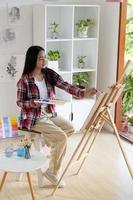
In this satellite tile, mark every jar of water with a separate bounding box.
[5,143,14,157]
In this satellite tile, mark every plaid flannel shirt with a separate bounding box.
[17,67,84,130]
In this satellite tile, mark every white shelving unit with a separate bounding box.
[33,4,100,130]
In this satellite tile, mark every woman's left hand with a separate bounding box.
[84,88,97,98]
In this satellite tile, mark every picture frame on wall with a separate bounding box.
[0,3,33,54]
[0,27,16,45]
[7,3,22,25]
[0,54,24,82]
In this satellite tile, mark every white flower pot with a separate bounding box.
[78,62,85,69]
[51,32,58,39]
[48,61,59,72]
[78,27,88,38]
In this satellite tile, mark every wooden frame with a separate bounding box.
[115,0,127,129]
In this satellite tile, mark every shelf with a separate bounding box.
[73,38,97,41]
[47,38,72,42]
[32,4,100,128]
[74,6,99,38]
[73,40,98,70]
[46,6,73,39]
[46,41,72,71]
[72,71,96,89]
[72,68,96,73]
[46,5,99,7]
[58,70,71,74]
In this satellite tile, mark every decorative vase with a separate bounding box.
[78,27,88,38]
[78,62,85,69]
[24,147,31,159]
[17,146,25,157]
[48,60,59,72]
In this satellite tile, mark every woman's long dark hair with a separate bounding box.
[22,46,44,75]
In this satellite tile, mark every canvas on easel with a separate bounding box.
[51,60,133,196]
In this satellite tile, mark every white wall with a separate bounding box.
[0,0,120,117]
[0,4,33,116]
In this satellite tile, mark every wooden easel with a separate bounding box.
[51,60,132,196]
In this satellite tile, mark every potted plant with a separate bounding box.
[128,116,133,133]
[47,50,60,71]
[75,18,95,38]
[77,55,87,69]
[73,72,89,90]
[49,21,59,39]
[122,68,133,131]
[120,115,128,132]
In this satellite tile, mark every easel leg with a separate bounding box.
[0,172,8,191]
[76,129,94,161]
[76,121,104,175]
[107,108,133,180]
[26,172,35,200]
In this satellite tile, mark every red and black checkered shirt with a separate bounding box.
[17,68,84,130]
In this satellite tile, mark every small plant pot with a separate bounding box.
[78,62,85,69]
[78,27,88,38]
[120,121,127,132]
[75,85,86,91]
[128,124,133,133]
[48,60,59,72]
[51,32,58,39]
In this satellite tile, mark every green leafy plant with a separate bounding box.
[77,56,86,64]
[49,21,59,33]
[122,1,133,120]
[75,18,95,33]
[47,50,60,61]
[125,2,133,57]
[122,68,133,116]
[73,72,89,86]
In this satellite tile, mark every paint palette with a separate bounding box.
[34,98,65,105]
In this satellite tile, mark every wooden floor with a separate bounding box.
[0,129,133,200]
